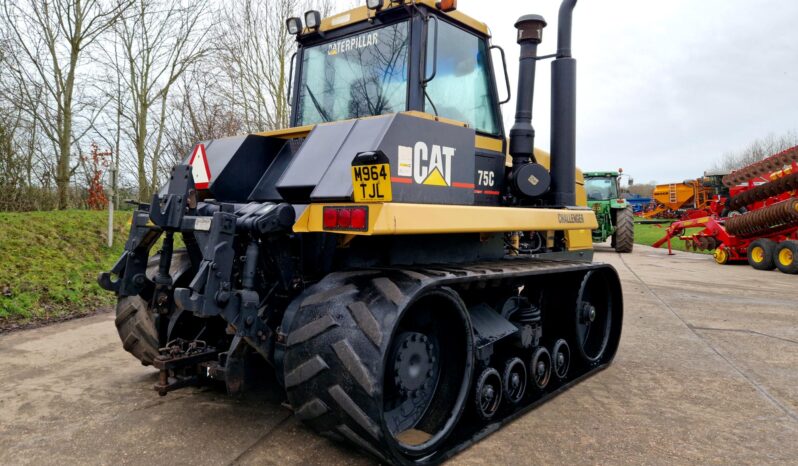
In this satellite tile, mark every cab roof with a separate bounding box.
[584,171,620,178]
[316,0,490,37]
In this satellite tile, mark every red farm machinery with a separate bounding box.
[654,146,798,274]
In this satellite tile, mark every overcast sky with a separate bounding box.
[333,0,798,183]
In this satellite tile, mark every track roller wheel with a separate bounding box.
[748,239,777,271]
[529,347,552,390]
[573,269,622,366]
[775,241,798,274]
[474,368,502,420]
[282,277,474,464]
[551,339,571,380]
[501,357,527,405]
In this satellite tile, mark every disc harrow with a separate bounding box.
[726,171,798,211]
[725,199,798,238]
[723,146,798,187]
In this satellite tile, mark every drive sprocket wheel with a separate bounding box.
[114,249,192,366]
[281,272,474,464]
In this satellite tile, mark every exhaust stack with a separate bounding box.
[508,15,550,200]
[549,0,578,206]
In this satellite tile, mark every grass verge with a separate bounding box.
[0,210,132,331]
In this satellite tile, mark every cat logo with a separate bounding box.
[397,142,456,186]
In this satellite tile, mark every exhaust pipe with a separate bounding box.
[509,14,546,168]
[508,15,550,200]
[549,0,578,206]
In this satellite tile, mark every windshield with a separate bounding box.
[585,177,619,201]
[296,22,410,126]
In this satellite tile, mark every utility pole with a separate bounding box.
[108,164,116,248]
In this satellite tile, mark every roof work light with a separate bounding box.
[286,17,302,35]
[304,10,321,30]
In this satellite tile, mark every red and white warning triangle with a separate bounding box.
[189,144,211,189]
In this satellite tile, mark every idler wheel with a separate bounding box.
[474,367,502,420]
[574,270,615,365]
[529,347,552,390]
[502,357,527,405]
[552,339,571,380]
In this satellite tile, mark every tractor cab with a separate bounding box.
[584,171,621,202]
[287,0,506,141]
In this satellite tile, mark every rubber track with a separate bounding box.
[613,207,635,253]
[114,250,191,366]
[281,259,621,465]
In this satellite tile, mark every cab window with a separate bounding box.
[585,177,619,201]
[425,20,500,135]
[297,22,410,126]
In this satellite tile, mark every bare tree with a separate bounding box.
[162,70,244,169]
[1,0,131,209]
[213,0,332,133]
[111,0,210,201]
[712,131,798,173]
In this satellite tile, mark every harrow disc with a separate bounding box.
[727,171,798,211]
[725,199,798,238]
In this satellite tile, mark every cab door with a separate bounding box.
[424,16,507,205]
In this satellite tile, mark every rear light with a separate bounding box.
[323,208,338,229]
[338,209,351,228]
[351,208,367,229]
[322,206,368,231]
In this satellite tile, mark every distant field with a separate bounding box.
[0,210,132,329]
[634,221,710,254]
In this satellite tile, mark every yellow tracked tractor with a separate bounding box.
[99,0,623,463]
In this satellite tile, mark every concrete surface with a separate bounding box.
[1,246,796,465]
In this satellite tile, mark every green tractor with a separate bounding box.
[584,171,635,253]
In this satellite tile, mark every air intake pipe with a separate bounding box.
[508,14,550,200]
[549,0,578,206]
